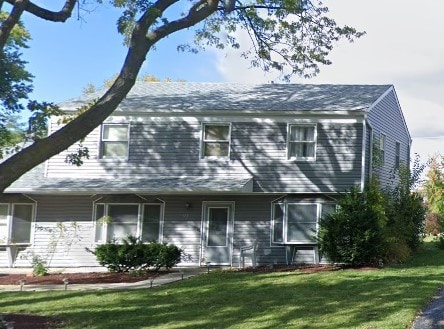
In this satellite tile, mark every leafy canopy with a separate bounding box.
[101,0,364,79]
[0,0,362,193]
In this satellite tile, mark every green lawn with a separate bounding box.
[1,241,444,329]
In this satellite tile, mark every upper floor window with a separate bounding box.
[100,124,129,159]
[202,123,231,158]
[288,124,316,161]
[94,203,163,243]
[395,142,401,169]
[379,133,386,165]
[0,203,34,244]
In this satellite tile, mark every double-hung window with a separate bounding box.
[202,123,231,158]
[94,203,163,243]
[395,142,401,169]
[100,124,129,159]
[288,124,316,160]
[379,134,386,165]
[0,204,34,244]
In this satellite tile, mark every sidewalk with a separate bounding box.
[0,267,207,292]
[411,287,444,329]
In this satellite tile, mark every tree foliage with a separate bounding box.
[318,180,387,267]
[319,159,427,266]
[0,0,363,192]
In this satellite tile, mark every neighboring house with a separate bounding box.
[0,83,411,268]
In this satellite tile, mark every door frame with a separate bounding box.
[200,201,235,266]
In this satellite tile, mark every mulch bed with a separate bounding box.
[0,271,163,286]
[0,313,63,329]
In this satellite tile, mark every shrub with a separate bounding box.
[384,161,427,252]
[382,238,412,264]
[318,182,387,266]
[425,213,442,236]
[87,235,182,272]
[436,234,444,250]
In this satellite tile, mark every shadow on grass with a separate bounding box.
[1,241,443,329]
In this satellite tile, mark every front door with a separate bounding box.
[201,202,234,265]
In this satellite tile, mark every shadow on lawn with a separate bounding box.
[1,243,443,328]
[0,269,443,329]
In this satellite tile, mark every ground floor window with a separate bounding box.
[0,203,34,244]
[94,203,163,243]
[271,202,335,244]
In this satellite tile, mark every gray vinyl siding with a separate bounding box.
[158,195,282,266]
[46,119,364,194]
[367,89,411,188]
[0,194,311,268]
[7,195,98,268]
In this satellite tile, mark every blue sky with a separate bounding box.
[16,0,444,162]
[21,2,223,102]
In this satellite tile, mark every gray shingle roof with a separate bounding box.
[59,82,392,113]
[6,82,393,194]
[6,171,253,194]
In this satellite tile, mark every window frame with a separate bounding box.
[271,202,321,245]
[93,202,164,243]
[0,203,35,244]
[287,124,317,161]
[379,133,386,165]
[395,141,401,170]
[99,123,130,159]
[201,123,231,159]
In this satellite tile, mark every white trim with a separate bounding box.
[99,123,130,160]
[395,140,401,170]
[200,201,235,266]
[286,123,317,162]
[106,115,364,124]
[368,126,374,180]
[360,119,367,192]
[380,133,387,165]
[271,201,319,245]
[93,202,164,243]
[2,203,36,245]
[200,122,231,159]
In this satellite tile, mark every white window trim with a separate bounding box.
[93,202,164,243]
[99,123,130,160]
[379,133,386,165]
[395,141,401,169]
[200,122,231,159]
[0,203,35,245]
[271,202,320,245]
[287,123,317,161]
[205,206,230,247]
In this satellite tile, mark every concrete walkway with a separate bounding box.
[0,267,207,292]
[411,287,444,329]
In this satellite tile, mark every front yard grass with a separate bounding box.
[1,240,444,329]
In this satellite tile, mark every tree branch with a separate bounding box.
[4,0,77,22]
[0,0,201,192]
[148,0,219,43]
[0,0,28,49]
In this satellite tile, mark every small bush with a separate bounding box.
[425,213,442,236]
[383,238,412,264]
[31,255,48,276]
[87,235,182,272]
[436,234,444,250]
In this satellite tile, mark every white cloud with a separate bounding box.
[214,0,444,163]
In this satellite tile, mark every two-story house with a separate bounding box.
[0,83,411,268]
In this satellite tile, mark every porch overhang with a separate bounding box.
[5,175,254,195]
